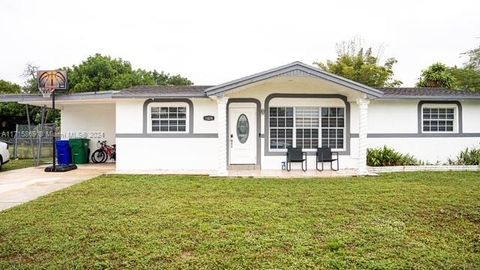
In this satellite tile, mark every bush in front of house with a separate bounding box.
[367,146,420,167]
[449,145,480,165]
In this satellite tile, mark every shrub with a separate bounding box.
[367,146,420,167]
[449,146,480,165]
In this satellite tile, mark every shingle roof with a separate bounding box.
[378,87,480,99]
[113,85,212,98]
[5,85,480,103]
[114,85,480,100]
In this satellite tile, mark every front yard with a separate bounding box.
[0,172,479,269]
[0,159,36,172]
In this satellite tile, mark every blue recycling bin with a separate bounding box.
[56,140,72,165]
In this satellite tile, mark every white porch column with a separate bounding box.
[215,96,229,176]
[356,98,370,175]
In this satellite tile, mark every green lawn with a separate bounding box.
[0,172,479,269]
[0,159,37,172]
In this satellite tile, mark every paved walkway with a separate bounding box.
[227,169,363,178]
[0,164,114,212]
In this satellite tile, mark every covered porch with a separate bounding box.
[208,62,381,176]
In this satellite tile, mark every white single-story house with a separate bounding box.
[3,62,480,175]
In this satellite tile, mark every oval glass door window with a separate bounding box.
[237,114,249,144]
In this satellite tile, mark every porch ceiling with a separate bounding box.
[223,76,372,101]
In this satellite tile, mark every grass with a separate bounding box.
[0,172,479,269]
[11,145,53,160]
[0,159,37,172]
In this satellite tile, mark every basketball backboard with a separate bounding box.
[37,70,68,98]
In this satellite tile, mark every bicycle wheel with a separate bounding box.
[91,149,106,163]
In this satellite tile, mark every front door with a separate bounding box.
[229,103,257,164]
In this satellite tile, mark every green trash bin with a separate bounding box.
[69,138,90,164]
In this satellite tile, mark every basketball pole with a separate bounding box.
[40,70,76,172]
[51,91,56,171]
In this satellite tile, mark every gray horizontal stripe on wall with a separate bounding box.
[350,133,480,138]
[116,133,218,138]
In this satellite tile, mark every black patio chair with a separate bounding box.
[316,147,339,171]
[286,147,307,172]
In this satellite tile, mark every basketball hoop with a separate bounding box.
[40,87,55,98]
[37,70,67,98]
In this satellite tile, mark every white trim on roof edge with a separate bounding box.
[204,61,385,98]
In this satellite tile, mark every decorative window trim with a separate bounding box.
[143,98,194,134]
[417,101,462,134]
[147,102,189,133]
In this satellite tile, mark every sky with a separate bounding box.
[0,0,479,88]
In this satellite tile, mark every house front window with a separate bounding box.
[321,108,345,149]
[149,103,188,133]
[422,105,457,133]
[269,106,345,151]
[269,107,293,149]
[295,107,319,149]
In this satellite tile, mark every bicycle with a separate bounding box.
[91,140,116,163]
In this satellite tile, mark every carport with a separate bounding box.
[0,91,117,161]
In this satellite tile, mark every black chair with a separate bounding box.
[316,147,339,171]
[286,147,307,172]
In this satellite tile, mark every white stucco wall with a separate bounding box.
[462,101,480,133]
[367,100,418,134]
[116,137,217,172]
[367,137,480,163]
[115,98,218,172]
[66,76,479,172]
[116,100,143,134]
[60,103,116,153]
[366,100,480,163]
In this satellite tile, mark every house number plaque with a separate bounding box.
[203,115,215,121]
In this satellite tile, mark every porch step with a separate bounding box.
[228,164,260,170]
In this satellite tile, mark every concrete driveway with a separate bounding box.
[0,164,114,211]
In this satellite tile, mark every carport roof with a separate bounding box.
[0,90,118,103]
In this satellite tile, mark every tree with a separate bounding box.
[314,39,402,88]
[416,63,457,89]
[66,54,192,93]
[150,70,192,86]
[0,79,35,131]
[463,44,480,71]
[448,66,480,92]
[0,80,21,94]
[21,64,39,94]
[416,44,480,92]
